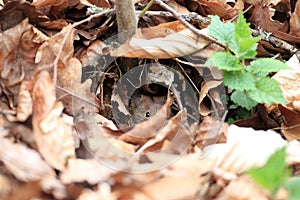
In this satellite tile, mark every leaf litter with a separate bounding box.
[0,0,300,199]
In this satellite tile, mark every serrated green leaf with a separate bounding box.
[230,11,260,59]
[285,177,300,200]
[233,38,258,59]
[231,90,258,110]
[250,58,290,73]
[223,71,256,90]
[248,78,285,105]
[208,15,234,45]
[247,147,290,195]
[235,11,252,39]
[205,52,243,71]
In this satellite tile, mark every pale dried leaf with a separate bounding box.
[36,24,74,67]
[0,138,54,181]
[32,71,75,170]
[290,0,300,37]
[204,125,287,174]
[41,176,68,199]
[60,159,115,185]
[273,55,300,111]
[142,177,204,200]
[110,28,210,58]
[161,153,215,178]
[216,175,268,200]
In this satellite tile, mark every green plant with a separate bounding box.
[247,147,291,198]
[246,147,300,200]
[205,11,289,110]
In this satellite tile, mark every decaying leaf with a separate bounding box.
[142,177,205,200]
[278,105,300,141]
[273,55,300,111]
[110,25,211,58]
[0,138,54,182]
[216,175,269,200]
[205,125,287,174]
[0,19,48,108]
[32,71,75,170]
[60,159,115,185]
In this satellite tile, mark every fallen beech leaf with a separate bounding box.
[78,185,115,200]
[290,0,300,37]
[110,27,210,58]
[278,105,300,141]
[57,57,97,115]
[216,175,268,200]
[199,0,244,19]
[167,0,190,15]
[161,154,215,178]
[36,24,74,67]
[249,3,300,43]
[142,177,205,200]
[112,186,150,200]
[32,71,75,170]
[0,1,48,31]
[0,19,48,107]
[204,125,287,174]
[6,80,33,122]
[0,174,15,198]
[60,159,115,185]
[40,176,68,199]
[32,0,67,8]
[272,55,300,112]
[0,138,54,182]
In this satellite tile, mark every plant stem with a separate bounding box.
[138,0,155,19]
[115,0,137,43]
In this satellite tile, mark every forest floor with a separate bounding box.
[1,0,300,199]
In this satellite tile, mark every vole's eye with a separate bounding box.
[145,111,150,118]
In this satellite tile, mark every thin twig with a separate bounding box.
[72,9,114,28]
[138,0,155,19]
[155,0,227,49]
[56,85,101,109]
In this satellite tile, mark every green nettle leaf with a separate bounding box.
[223,71,256,91]
[285,177,300,200]
[207,11,287,111]
[205,52,243,71]
[250,58,290,73]
[208,15,234,45]
[248,78,285,105]
[231,90,258,110]
[231,11,260,59]
[247,147,290,195]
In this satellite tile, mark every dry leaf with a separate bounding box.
[40,176,68,199]
[0,19,48,107]
[204,125,287,174]
[216,175,268,200]
[110,27,210,58]
[290,0,300,37]
[273,55,300,112]
[32,71,75,170]
[278,105,300,141]
[0,138,54,182]
[142,177,205,200]
[60,159,115,185]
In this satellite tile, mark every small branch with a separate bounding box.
[252,29,298,55]
[56,85,101,109]
[138,0,155,19]
[72,8,114,28]
[155,0,227,49]
[115,0,137,43]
